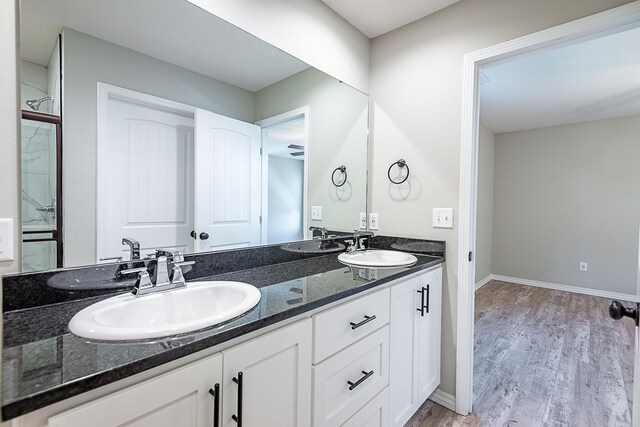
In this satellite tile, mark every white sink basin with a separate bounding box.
[338,250,418,267]
[69,281,261,341]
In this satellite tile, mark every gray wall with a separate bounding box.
[492,116,640,296]
[369,0,634,396]
[267,156,304,243]
[62,28,255,267]
[475,124,495,283]
[255,68,368,235]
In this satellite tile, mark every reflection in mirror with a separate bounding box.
[19,0,368,272]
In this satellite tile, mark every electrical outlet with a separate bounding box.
[579,262,588,272]
[433,208,453,228]
[369,213,379,230]
[359,213,367,229]
[0,219,14,261]
[311,206,322,221]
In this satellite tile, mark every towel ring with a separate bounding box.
[388,159,409,184]
[332,165,347,187]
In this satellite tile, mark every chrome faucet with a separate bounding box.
[122,237,140,260]
[118,250,195,296]
[347,230,375,253]
[309,226,328,239]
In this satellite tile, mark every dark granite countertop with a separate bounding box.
[1,236,444,420]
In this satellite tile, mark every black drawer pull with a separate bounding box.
[347,370,374,390]
[208,383,220,427]
[350,315,376,330]
[232,372,243,426]
[416,285,430,316]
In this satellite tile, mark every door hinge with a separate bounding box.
[259,147,263,156]
[259,215,262,224]
[468,251,473,262]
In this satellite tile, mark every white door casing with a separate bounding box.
[195,109,262,252]
[97,84,195,262]
[457,1,640,416]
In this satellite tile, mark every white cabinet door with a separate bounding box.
[222,319,312,427]
[389,274,421,427]
[389,266,443,427]
[48,354,222,427]
[418,268,442,403]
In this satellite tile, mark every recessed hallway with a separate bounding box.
[406,280,635,426]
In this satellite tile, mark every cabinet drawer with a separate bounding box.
[313,326,389,427]
[341,387,389,427]
[313,288,389,363]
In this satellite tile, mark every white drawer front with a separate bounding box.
[313,326,389,427]
[313,288,390,363]
[341,387,389,427]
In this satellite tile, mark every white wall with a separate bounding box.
[20,60,47,112]
[255,68,368,234]
[47,38,61,116]
[186,0,370,93]
[369,0,634,397]
[475,124,495,284]
[267,156,304,243]
[492,116,640,296]
[63,28,255,267]
[0,0,21,278]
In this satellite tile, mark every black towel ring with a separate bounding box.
[388,159,409,184]
[331,165,347,187]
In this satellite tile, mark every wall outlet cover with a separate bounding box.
[369,213,379,230]
[359,213,367,229]
[311,206,322,221]
[0,218,14,262]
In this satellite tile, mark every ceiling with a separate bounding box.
[321,0,461,38]
[265,118,306,160]
[20,0,309,92]
[480,26,640,134]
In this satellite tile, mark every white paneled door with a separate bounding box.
[195,109,261,252]
[101,95,195,261]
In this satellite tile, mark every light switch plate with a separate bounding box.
[369,213,379,230]
[0,218,14,261]
[311,206,322,221]
[433,208,453,228]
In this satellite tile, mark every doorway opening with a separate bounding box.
[256,107,309,244]
[457,1,640,423]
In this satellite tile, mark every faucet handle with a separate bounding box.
[118,267,154,295]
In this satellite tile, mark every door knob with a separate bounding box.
[199,232,209,240]
[608,300,639,326]
[190,230,196,239]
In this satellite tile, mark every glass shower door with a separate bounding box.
[21,113,61,272]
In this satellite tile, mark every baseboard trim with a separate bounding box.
[492,274,640,302]
[428,388,456,411]
[474,274,493,291]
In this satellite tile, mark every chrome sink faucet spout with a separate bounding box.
[347,230,375,253]
[122,237,140,260]
[118,250,195,296]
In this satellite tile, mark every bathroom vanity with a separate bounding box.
[2,237,444,427]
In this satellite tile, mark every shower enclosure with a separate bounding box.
[21,110,62,271]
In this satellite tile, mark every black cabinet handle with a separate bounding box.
[232,372,243,426]
[208,383,220,427]
[347,370,374,390]
[417,285,430,316]
[350,315,376,330]
[417,288,425,316]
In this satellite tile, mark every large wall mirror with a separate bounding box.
[19,0,369,272]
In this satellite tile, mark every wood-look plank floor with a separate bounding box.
[405,280,635,427]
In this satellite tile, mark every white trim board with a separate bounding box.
[428,388,456,412]
[492,275,640,303]
[474,275,492,291]
[456,1,640,416]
